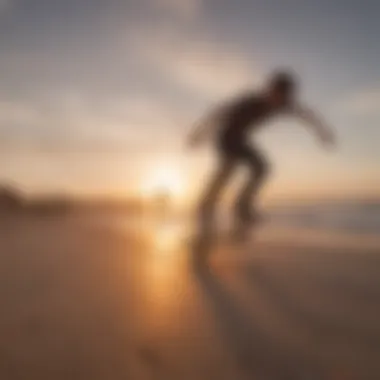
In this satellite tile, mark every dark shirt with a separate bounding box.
[219,93,289,148]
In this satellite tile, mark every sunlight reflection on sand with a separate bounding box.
[138,220,189,337]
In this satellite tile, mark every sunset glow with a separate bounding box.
[1,0,379,201]
[141,164,186,200]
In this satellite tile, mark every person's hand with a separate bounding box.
[187,133,202,149]
[320,130,336,149]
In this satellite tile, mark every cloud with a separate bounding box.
[338,88,380,116]
[133,32,260,100]
[0,102,41,127]
[0,91,186,153]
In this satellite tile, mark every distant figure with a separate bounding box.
[188,70,336,240]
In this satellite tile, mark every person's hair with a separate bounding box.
[269,70,297,95]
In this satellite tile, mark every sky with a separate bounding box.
[0,0,379,201]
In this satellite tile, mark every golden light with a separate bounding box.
[141,164,186,200]
[154,222,185,254]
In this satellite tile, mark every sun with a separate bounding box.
[141,164,185,200]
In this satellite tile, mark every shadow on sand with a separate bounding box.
[240,264,380,353]
[193,263,302,380]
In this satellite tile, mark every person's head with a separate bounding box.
[266,70,298,107]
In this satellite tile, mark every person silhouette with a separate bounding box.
[188,70,336,241]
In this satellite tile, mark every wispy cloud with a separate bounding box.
[133,31,260,100]
[0,102,41,127]
[0,91,185,153]
[338,88,380,116]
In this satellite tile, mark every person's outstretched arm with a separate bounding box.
[293,104,336,147]
[187,104,229,148]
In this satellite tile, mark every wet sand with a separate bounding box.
[0,214,380,380]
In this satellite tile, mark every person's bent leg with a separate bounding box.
[198,157,235,234]
[235,144,270,224]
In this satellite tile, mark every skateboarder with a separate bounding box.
[188,70,336,238]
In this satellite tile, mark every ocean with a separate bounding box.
[81,201,380,240]
[268,202,380,235]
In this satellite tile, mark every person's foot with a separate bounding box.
[248,210,264,225]
[190,232,213,270]
[236,207,263,225]
[231,209,264,243]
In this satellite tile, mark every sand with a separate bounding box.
[0,214,380,380]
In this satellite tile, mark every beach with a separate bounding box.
[0,214,380,380]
